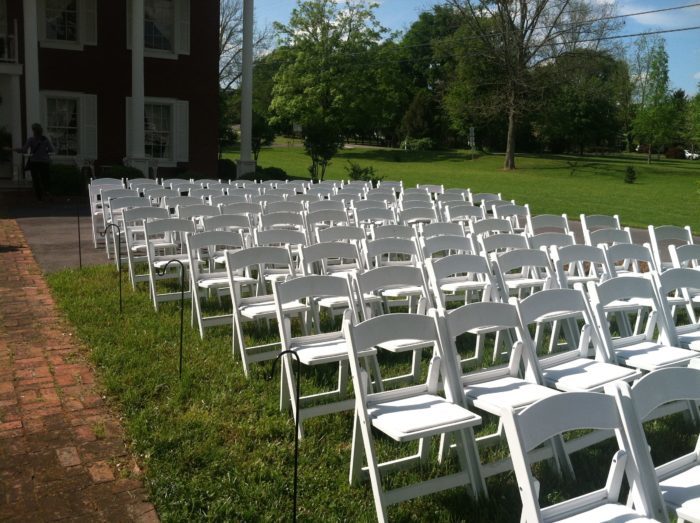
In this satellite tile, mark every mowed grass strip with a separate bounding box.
[229,146,700,232]
[48,265,697,521]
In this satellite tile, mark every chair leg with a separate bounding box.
[455,427,487,499]
[411,348,421,383]
[349,412,364,485]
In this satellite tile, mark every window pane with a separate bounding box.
[144,0,174,51]
[46,97,79,156]
[46,0,78,42]
[145,103,171,159]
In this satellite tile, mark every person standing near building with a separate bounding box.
[15,123,54,201]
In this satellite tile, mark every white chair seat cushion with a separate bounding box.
[542,358,639,392]
[377,339,433,353]
[659,464,700,513]
[440,279,486,294]
[503,277,545,290]
[615,341,697,371]
[553,502,657,522]
[603,297,653,312]
[382,285,424,297]
[368,394,481,442]
[464,377,558,413]
[197,272,256,289]
[677,330,700,351]
[153,254,190,269]
[290,334,376,366]
[317,296,353,309]
[240,299,306,320]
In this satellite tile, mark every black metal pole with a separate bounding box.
[77,201,82,270]
[101,224,122,314]
[156,259,186,378]
[269,350,301,523]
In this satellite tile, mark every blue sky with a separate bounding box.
[255,0,700,94]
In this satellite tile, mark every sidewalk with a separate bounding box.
[0,218,157,521]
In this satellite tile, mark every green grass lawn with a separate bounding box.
[225,146,700,231]
[48,266,697,522]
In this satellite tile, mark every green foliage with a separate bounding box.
[217,159,237,180]
[400,137,435,151]
[224,146,700,231]
[269,0,388,176]
[302,120,344,181]
[632,38,677,162]
[624,166,637,184]
[344,160,383,185]
[685,87,700,149]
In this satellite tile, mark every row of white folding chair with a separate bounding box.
[341,279,700,520]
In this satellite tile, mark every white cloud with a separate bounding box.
[694,71,700,80]
[618,2,700,29]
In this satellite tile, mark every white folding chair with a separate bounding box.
[343,312,484,522]
[122,206,170,289]
[224,246,305,377]
[492,248,556,301]
[272,275,374,436]
[515,288,641,392]
[354,266,433,385]
[186,231,251,338]
[419,234,473,261]
[527,232,575,250]
[526,213,571,236]
[654,268,700,349]
[501,391,659,522]
[580,214,622,245]
[370,224,414,240]
[587,277,698,372]
[649,225,695,272]
[144,218,195,310]
[614,366,700,523]
[424,254,497,310]
[362,237,420,270]
[316,225,366,244]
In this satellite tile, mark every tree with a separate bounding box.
[631,37,675,163]
[445,0,620,169]
[532,49,628,154]
[218,0,272,91]
[687,87,700,154]
[269,0,387,180]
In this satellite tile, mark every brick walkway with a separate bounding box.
[0,218,157,521]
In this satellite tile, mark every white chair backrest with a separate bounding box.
[648,225,694,270]
[526,213,570,235]
[527,232,575,250]
[371,224,414,240]
[420,234,474,260]
[316,225,366,243]
[604,243,658,276]
[588,227,632,248]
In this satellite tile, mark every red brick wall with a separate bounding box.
[12,0,219,175]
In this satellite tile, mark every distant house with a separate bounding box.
[0,0,219,181]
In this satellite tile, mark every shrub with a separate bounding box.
[344,160,383,186]
[217,159,237,181]
[49,163,85,195]
[400,137,434,151]
[624,166,637,184]
[239,166,289,182]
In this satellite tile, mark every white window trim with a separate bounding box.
[41,90,81,158]
[144,96,177,167]
[38,0,98,50]
[126,0,189,59]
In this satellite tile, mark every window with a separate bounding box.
[145,103,171,159]
[144,0,174,52]
[39,0,98,49]
[126,97,188,165]
[46,97,79,156]
[41,91,98,159]
[45,0,78,42]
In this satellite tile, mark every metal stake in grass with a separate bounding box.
[101,223,122,313]
[156,259,186,379]
[269,351,301,523]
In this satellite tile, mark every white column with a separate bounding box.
[238,0,255,176]
[22,0,40,131]
[130,0,147,174]
[10,75,23,182]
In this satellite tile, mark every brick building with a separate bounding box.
[0,0,219,181]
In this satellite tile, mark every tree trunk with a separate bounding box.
[647,146,652,164]
[504,107,516,170]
